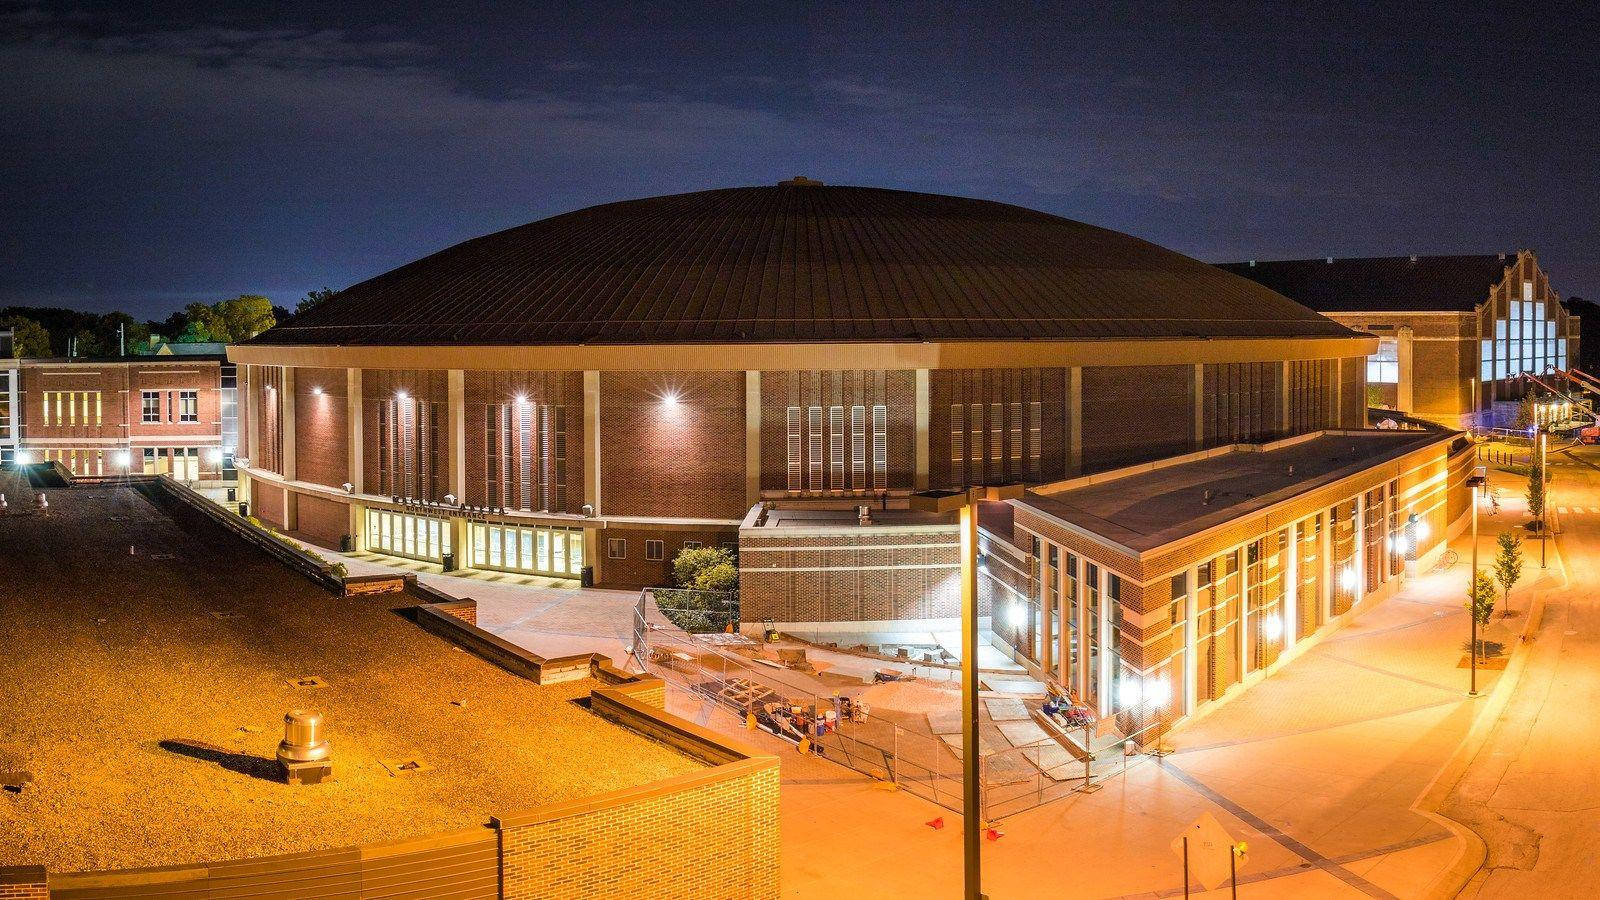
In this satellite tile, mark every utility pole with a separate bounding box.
[910,483,1023,900]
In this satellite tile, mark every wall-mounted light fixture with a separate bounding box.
[311,386,323,396]
[396,390,409,401]
[113,450,132,468]
[660,390,680,408]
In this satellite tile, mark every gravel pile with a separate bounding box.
[0,484,698,873]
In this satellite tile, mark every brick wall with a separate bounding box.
[363,369,450,500]
[293,366,347,489]
[599,371,745,518]
[929,367,1068,489]
[598,526,738,588]
[0,866,47,900]
[462,370,585,513]
[1082,364,1191,471]
[252,479,286,528]
[738,526,964,625]
[757,369,917,494]
[295,491,349,548]
[495,761,779,900]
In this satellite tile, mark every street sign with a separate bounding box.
[1170,812,1241,891]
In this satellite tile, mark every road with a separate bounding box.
[1441,442,1600,898]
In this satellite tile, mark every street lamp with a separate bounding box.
[910,482,1024,900]
[1539,428,1548,569]
[1467,469,1487,696]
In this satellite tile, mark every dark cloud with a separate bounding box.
[3,0,1599,318]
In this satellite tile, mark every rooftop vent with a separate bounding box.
[278,709,332,785]
[1325,256,1334,264]
[779,175,824,186]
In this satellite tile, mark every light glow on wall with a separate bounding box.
[1340,566,1359,591]
[113,450,131,468]
[15,449,32,465]
[1263,613,1284,641]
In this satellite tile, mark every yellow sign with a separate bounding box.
[1170,812,1240,891]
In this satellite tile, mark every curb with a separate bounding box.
[1406,525,1566,899]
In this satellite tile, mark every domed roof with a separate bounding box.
[252,183,1356,346]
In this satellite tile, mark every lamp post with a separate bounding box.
[910,483,1023,900]
[1539,428,1548,568]
[1467,470,1487,696]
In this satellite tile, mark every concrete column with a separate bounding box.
[1068,367,1083,475]
[280,367,297,481]
[1184,564,1200,716]
[1397,327,1415,414]
[745,370,761,507]
[583,371,602,515]
[243,365,259,466]
[1056,546,1070,687]
[1353,492,1366,603]
[1192,364,1205,451]
[1238,544,1251,677]
[346,368,363,492]
[280,367,298,531]
[1098,565,1113,717]
[447,369,466,502]
[913,368,930,490]
[1280,360,1292,435]
[1283,521,1299,650]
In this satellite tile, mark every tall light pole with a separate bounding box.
[911,483,1023,900]
[1539,428,1548,568]
[1467,471,1486,696]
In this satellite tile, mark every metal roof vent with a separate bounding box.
[277,709,332,785]
[1325,256,1334,264]
[779,175,824,186]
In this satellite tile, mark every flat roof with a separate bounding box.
[1017,430,1455,553]
[0,480,698,872]
[747,505,955,530]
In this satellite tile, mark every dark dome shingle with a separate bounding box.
[251,184,1356,346]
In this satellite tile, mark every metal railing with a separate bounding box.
[630,589,1161,821]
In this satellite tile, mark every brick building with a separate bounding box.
[1219,250,1581,428]
[4,344,237,478]
[231,181,1389,593]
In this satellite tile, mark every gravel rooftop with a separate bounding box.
[0,481,699,873]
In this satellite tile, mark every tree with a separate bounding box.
[297,287,338,314]
[672,546,738,592]
[0,315,52,357]
[214,294,276,340]
[1467,570,1497,663]
[1527,459,1546,527]
[1493,532,1524,612]
[177,318,214,343]
[1513,394,1536,432]
[68,328,108,357]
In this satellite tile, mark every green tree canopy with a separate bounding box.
[1493,531,1524,609]
[0,315,51,357]
[672,546,739,592]
[215,294,276,340]
[1467,569,1496,663]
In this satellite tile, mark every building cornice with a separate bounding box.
[228,336,1376,372]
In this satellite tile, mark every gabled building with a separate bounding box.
[1219,250,1580,428]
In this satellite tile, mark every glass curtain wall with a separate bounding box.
[469,521,584,578]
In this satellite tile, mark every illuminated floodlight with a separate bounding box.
[660,390,680,407]
[204,448,223,464]
[1006,602,1025,628]
[1340,566,1359,591]
[1143,677,1172,708]
[514,393,528,405]
[113,450,132,468]
[1263,614,1285,641]
[396,390,409,400]
[14,449,33,465]
[1117,679,1141,710]
[311,386,323,396]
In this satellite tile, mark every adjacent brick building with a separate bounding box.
[1220,250,1581,428]
[3,345,236,478]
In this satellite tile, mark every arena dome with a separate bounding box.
[251,181,1354,347]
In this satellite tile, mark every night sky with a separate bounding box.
[4,1,1598,320]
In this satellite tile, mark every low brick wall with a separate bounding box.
[0,867,47,900]
[154,476,342,592]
